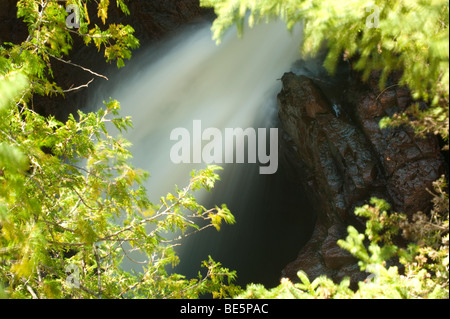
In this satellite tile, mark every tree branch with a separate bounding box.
[61,78,95,93]
[93,244,102,299]
[46,51,108,81]
[65,27,113,39]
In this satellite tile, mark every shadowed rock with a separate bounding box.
[278,70,444,287]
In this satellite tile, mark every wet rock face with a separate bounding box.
[350,71,444,217]
[278,73,382,226]
[278,70,444,286]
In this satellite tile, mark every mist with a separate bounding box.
[89,20,316,288]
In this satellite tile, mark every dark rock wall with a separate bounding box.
[349,71,444,216]
[278,68,445,286]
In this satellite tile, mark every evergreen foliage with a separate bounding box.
[201,0,449,142]
[238,183,448,299]
[201,0,449,299]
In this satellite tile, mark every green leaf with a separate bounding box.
[297,270,311,286]
[0,143,29,173]
[0,71,28,111]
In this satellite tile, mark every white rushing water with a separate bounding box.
[98,20,302,197]
[90,20,314,287]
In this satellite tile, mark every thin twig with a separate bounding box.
[120,240,148,265]
[165,267,212,299]
[30,78,95,94]
[61,78,95,93]
[26,284,39,299]
[376,84,399,101]
[46,51,108,80]
[48,241,86,247]
[93,244,102,299]
[35,0,50,52]
[160,223,215,243]
[79,284,101,298]
[42,219,76,234]
[23,0,50,48]
[71,186,97,211]
[65,27,113,39]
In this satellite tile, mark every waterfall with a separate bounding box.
[89,20,316,288]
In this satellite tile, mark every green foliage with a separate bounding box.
[202,0,449,299]
[0,99,239,298]
[238,185,448,299]
[0,0,240,299]
[2,0,448,300]
[2,0,139,98]
[0,70,29,111]
[201,0,449,141]
[238,273,353,299]
[342,186,448,299]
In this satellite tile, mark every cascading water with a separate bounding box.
[89,20,316,288]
